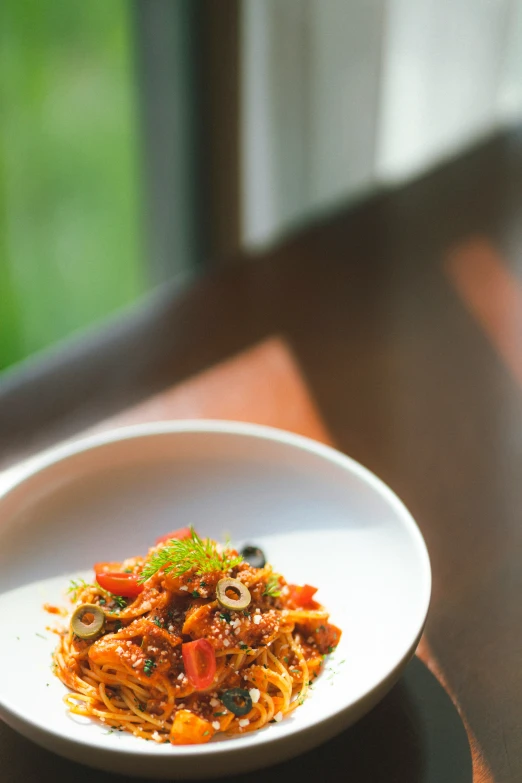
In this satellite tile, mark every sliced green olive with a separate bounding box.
[216,577,251,611]
[221,687,252,716]
[71,603,105,639]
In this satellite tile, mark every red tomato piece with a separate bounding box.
[182,639,216,690]
[93,562,122,574]
[95,571,144,598]
[288,584,318,608]
[155,527,193,545]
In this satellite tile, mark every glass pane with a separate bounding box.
[0,0,144,372]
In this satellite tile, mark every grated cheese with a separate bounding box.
[249,688,260,704]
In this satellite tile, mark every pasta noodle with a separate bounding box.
[52,530,341,744]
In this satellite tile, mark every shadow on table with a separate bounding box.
[1,657,472,783]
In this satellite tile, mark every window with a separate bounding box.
[0,0,143,371]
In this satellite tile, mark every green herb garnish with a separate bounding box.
[263,574,281,597]
[138,528,243,583]
[67,579,94,602]
[191,590,201,598]
[110,594,127,610]
[143,658,156,677]
[68,578,126,610]
[219,612,231,624]
[152,617,163,628]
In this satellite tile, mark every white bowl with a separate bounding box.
[0,421,430,779]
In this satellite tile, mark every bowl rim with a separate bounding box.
[0,419,432,759]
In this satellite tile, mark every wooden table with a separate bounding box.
[3,130,522,782]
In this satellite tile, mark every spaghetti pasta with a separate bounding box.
[52,529,341,744]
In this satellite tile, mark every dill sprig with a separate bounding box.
[263,573,282,597]
[67,578,126,610]
[67,579,94,602]
[138,527,243,583]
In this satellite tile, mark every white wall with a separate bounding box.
[377,0,511,182]
[241,0,310,249]
[241,0,521,249]
[497,0,522,123]
[241,0,385,248]
[307,0,385,209]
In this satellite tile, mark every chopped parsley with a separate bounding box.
[191,590,201,598]
[143,658,156,677]
[152,617,163,628]
[219,612,231,624]
[110,594,127,610]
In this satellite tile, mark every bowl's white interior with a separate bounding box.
[0,423,430,766]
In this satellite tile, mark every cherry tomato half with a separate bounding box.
[95,571,144,599]
[182,639,216,690]
[288,584,318,608]
[155,527,193,546]
[93,562,123,574]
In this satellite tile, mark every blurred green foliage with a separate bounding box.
[0,0,144,372]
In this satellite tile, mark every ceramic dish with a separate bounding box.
[0,421,430,779]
